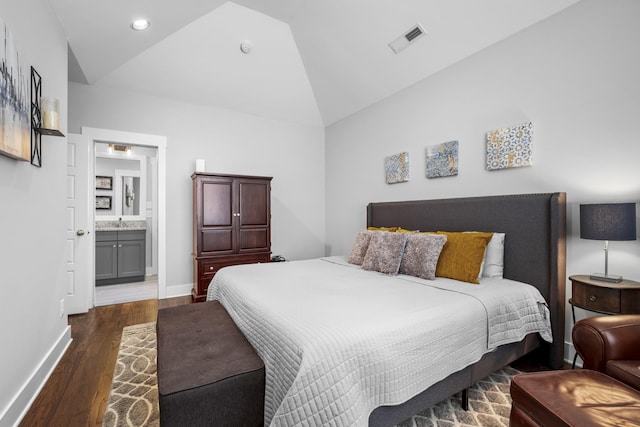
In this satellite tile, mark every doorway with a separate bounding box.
[93,142,158,305]
[81,127,167,312]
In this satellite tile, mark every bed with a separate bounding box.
[206,192,566,427]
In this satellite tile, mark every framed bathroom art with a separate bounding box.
[96,175,113,190]
[96,195,112,210]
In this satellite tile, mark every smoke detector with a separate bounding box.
[388,23,426,54]
[240,40,253,54]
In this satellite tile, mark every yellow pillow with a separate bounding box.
[396,227,419,233]
[367,226,398,232]
[435,231,493,284]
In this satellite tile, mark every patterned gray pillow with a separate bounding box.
[361,231,408,275]
[399,233,447,280]
[347,229,374,265]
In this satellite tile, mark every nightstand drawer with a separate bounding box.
[572,281,621,313]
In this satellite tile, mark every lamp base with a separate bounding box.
[590,273,623,283]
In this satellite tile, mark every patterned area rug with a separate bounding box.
[103,322,519,427]
[396,366,520,427]
[103,322,159,427]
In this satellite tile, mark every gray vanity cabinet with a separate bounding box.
[96,232,118,282]
[96,230,146,286]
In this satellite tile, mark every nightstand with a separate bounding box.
[569,275,640,367]
[569,275,640,316]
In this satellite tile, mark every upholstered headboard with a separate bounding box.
[366,193,567,369]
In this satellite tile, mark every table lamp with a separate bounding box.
[580,203,637,282]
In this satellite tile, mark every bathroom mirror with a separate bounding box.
[95,153,147,220]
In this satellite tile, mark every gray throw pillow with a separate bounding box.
[361,231,408,275]
[347,229,373,265]
[399,233,447,280]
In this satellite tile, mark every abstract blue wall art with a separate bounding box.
[426,140,458,178]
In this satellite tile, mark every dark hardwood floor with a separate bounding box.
[19,296,192,427]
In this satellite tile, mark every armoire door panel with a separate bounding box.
[202,229,233,252]
[238,182,269,226]
[202,181,233,227]
[239,229,269,251]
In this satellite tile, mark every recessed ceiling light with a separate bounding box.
[131,19,151,31]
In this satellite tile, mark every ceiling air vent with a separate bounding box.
[389,23,426,54]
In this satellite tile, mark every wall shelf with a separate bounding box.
[30,66,65,167]
[35,127,65,137]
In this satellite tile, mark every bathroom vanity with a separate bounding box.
[95,221,146,286]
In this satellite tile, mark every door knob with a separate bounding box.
[76,229,86,236]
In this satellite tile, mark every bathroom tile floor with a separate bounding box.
[95,275,158,306]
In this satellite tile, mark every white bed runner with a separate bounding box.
[207,257,551,427]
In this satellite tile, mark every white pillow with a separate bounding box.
[481,232,505,278]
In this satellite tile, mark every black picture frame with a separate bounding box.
[96,176,113,190]
[96,195,112,210]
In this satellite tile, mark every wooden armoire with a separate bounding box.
[192,172,272,302]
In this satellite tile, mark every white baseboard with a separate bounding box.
[166,282,193,299]
[564,340,582,368]
[1,325,72,427]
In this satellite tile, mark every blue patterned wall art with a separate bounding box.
[426,140,458,179]
[384,152,409,184]
[486,122,533,171]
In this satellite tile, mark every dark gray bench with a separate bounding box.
[156,301,265,426]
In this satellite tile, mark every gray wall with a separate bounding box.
[0,0,69,424]
[69,82,326,292]
[325,0,640,361]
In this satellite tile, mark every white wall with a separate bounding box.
[69,82,326,293]
[0,0,70,425]
[325,0,640,362]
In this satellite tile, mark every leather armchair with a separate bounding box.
[572,314,640,390]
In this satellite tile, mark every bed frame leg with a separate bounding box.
[461,388,469,411]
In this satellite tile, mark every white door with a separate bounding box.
[65,134,92,314]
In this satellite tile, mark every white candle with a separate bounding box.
[40,97,60,130]
[196,159,205,172]
[42,110,59,130]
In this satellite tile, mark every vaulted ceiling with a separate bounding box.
[53,0,582,127]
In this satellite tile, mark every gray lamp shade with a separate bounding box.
[580,203,637,241]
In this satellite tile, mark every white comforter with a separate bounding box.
[206,256,552,427]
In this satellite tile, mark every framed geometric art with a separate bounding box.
[426,140,458,178]
[486,122,533,171]
[384,152,409,184]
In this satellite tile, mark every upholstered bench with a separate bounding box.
[156,301,265,427]
[510,370,640,427]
